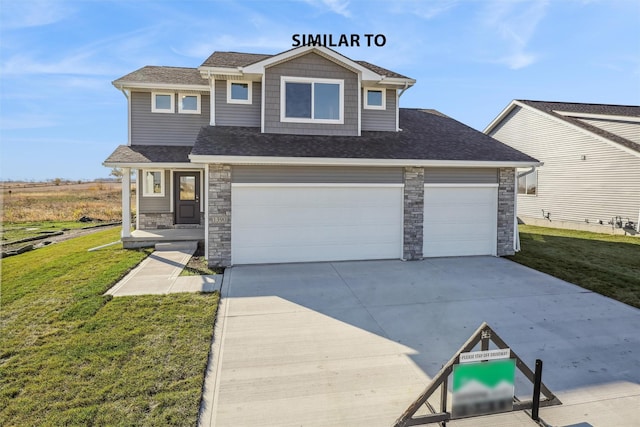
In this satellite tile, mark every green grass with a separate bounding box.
[1,228,219,426]
[508,225,640,308]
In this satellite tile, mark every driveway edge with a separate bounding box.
[198,267,233,427]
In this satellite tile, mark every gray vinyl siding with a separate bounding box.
[577,118,640,144]
[361,89,397,131]
[131,92,210,146]
[424,168,498,184]
[232,166,403,184]
[489,106,640,224]
[215,80,261,127]
[138,169,171,213]
[263,52,359,136]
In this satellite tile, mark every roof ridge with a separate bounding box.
[143,65,198,70]
[518,99,640,109]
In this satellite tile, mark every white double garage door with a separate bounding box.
[231,183,498,265]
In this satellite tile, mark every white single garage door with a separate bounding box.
[232,184,403,264]
[423,185,498,257]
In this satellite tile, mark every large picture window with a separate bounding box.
[281,76,344,124]
[142,170,165,197]
[517,169,537,195]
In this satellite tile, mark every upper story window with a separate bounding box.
[178,93,201,114]
[517,169,537,196]
[142,170,165,197]
[151,92,174,113]
[227,81,252,104]
[280,76,344,124]
[364,88,386,110]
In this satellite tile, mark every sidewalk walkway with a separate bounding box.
[106,241,221,296]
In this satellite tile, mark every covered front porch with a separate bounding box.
[103,145,208,250]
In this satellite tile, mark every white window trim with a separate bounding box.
[142,169,165,197]
[227,80,252,104]
[363,87,386,110]
[151,92,175,113]
[178,93,201,114]
[280,76,344,124]
[517,169,538,196]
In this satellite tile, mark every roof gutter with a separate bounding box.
[187,154,542,168]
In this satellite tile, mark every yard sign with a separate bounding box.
[452,358,516,418]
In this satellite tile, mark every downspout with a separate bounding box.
[117,86,131,146]
[396,82,409,132]
[514,166,539,252]
[207,70,215,126]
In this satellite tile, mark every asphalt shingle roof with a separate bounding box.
[200,50,410,79]
[104,145,194,164]
[113,49,411,88]
[519,100,640,153]
[191,109,537,162]
[112,66,206,87]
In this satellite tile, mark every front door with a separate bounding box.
[174,172,201,224]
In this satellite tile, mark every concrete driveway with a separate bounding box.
[200,257,640,427]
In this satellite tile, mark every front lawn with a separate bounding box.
[0,228,219,426]
[509,225,640,308]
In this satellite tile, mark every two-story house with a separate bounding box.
[104,46,539,267]
[485,100,640,234]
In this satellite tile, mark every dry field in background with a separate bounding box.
[1,182,134,223]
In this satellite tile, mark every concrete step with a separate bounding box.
[155,241,198,252]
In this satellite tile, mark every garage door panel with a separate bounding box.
[423,186,498,257]
[232,185,402,264]
[425,205,496,222]
[423,222,495,239]
[234,242,401,264]
[233,224,400,246]
[233,206,401,227]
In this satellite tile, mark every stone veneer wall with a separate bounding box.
[138,212,174,229]
[208,164,232,267]
[497,168,515,256]
[403,167,424,260]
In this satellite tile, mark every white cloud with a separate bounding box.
[303,0,351,18]
[0,0,73,30]
[480,0,549,69]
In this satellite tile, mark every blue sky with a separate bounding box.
[1,0,638,181]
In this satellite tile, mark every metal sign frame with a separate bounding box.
[393,322,561,427]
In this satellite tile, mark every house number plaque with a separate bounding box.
[211,215,229,224]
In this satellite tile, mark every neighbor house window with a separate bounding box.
[280,76,344,123]
[227,81,252,104]
[364,88,386,110]
[518,169,537,195]
[151,92,174,113]
[178,93,201,114]
[142,170,165,197]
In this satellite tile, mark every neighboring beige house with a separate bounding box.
[104,46,539,267]
[485,100,640,234]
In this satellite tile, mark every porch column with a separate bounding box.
[121,167,131,238]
